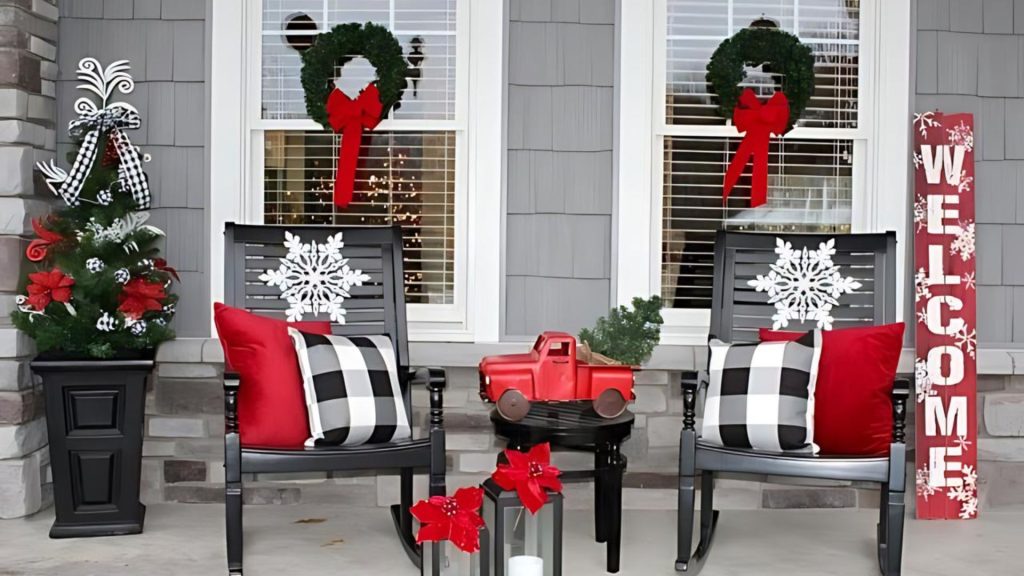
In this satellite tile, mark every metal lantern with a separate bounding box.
[422,526,490,576]
[481,478,563,576]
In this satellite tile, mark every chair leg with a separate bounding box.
[877,483,889,573]
[696,471,719,556]
[391,468,421,569]
[675,473,696,571]
[226,479,243,576]
[884,489,905,576]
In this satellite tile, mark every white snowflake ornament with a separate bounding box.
[86,258,105,273]
[747,238,862,330]
[260,231,371,323]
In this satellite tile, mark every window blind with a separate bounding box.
[660,136,853,309]
[264,130,457,305]
[261,0,458,121]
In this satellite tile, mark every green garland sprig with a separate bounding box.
[300,22,409,129]
[706,28,816,133]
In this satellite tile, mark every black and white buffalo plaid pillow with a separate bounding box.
[702,331,822,452]
[289,329,411,447]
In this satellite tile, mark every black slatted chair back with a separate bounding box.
[709,230,897,343]
[223,222,410,383]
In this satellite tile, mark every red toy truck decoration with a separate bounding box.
[479,332,635,421]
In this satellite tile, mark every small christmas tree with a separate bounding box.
[579,296,664,366]
[12,58,177,359]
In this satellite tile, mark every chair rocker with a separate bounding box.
[222,223,447,576]
[675,230,909,576]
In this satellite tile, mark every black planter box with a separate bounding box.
[31,354,154,538]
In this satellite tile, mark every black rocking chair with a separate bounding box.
[222,223,447,576]
[676,230,909,575]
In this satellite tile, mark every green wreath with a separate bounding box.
[300,22,409,129]
[706,28,816,133]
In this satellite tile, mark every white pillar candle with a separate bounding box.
[508,555,544,576]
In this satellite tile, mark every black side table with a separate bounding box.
[491,403,635,573]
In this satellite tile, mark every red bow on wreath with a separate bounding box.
[492,443,563,514]
[26,217,64,262]
[722,88,790,208]
[410,487,486,554]
[326,84,384,208]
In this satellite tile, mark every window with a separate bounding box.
[256,0,463,305]
[658,0,862,309]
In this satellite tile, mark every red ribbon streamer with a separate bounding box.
[722,88,790,208]
[25,217,64,262]
[325,84,384,208]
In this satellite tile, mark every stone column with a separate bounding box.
[0,0,58,520]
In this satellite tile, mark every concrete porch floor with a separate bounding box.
[0,504,1020,575]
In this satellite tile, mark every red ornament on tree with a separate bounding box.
[25,268,75,310]
[101,134,120,167]
[491,443,563,514]
[118,277,167,319]
[410,486,486,553]
[153,258,180,282]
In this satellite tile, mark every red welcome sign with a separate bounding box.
[912,111,978,520]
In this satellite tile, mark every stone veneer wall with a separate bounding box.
[145,340,920,512]
[0,0,58,520]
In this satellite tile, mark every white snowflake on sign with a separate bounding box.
[947,466,979,520]
[915,358,933,404]
[912,152,923,171]
[962,271,976,290]
[916,309,929,325]
[947,120,974,152]
[260,231,371,323]
[957,172,973,195]
[914,111,940,139]
[954,323,977,359]
[914,268,932,303]
[916,466,936,500]
[747,238,862,330]
[955,435,974,453]
[913,196,927,232]
[950,221,975,262]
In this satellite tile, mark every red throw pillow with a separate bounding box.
[213,303,332,448]
[759,323,905,456]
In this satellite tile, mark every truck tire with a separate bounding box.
[496,390,530,422]
[593,389,627,419]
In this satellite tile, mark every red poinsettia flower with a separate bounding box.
[25,268,74,310]
[491,443,563,514]
[25,217,64,262]
[153,258,180,282]
[118,277,166,319]
[410,486,485,553]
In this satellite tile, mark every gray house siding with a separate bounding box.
[55,0,210,337]
[503,0,616,339]
[916,0,1024,344]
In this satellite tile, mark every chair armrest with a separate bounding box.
[409,367,447,429]
[892,377,910,444]
[224,371,240,434]
[680,370,707,432]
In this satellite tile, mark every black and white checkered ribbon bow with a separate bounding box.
[62,104,151,209]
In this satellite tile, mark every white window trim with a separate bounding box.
[209,0,504,343]
[615,0,911,345]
